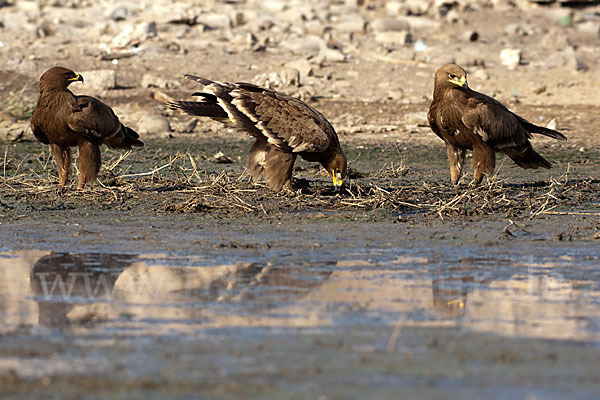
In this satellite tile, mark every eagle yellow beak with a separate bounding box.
[449,75,467,88]
[332,170,343,188]
[68,73,84,83]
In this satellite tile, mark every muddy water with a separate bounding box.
[1,214,599,398]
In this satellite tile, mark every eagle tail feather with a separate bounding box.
[505,146,552,169]
[519,119,567,141]
[104,125,144,150]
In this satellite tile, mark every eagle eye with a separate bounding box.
[449,74,457,79]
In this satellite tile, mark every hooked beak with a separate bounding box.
[68,73,84,83]
[332,171,344,192]
[449,75,467,88]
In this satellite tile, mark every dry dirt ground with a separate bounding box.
[1,0,600,399]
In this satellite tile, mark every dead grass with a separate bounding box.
[0,146,598,221]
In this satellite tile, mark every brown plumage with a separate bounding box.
[166,75,347,191]
[31,66,143,189]
[428,64,567,185]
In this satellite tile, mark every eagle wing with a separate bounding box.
[461,93,531,150]
[231,82,331,153]
[427,103,443,140]
[67,96,121,142]
[168,76,331,153]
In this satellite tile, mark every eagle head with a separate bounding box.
[435,64,468,90]
[39,66,84,91]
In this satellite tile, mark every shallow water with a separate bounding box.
[1,217,600,399]
[2,239,599,342]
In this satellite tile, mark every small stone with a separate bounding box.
[282,35,325,54]
[385,1,403,15]
[539,47,585,71]
[36,20,56,38]
[0,119,26,142]
[208,151,233,164]
[253,67,300,89]
[404,0,430,15]
[370,18,410,32]
[285,59,313,82]
[109,6,131,21]
[375,31,412,45]
[261,0,287,13]
[540,29,571,49]
[80,70,117,90]
[137,113,170,136]
[499,48,521,70]
[197,13,231,30]
[319,48,345,63]
[109,21,157,50]
[401,16,440,30]
[462,30,478,41]
[278,67,301,86]
[576,20,600,35]
[141,74,179,90]
[334,16,366,33]
[413,39,428,52]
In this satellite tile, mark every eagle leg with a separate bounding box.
[471,142,496,185]
[445,143,465,185]
[77,141,101,189]
[51,144,72,187]
[247,140,268,181]
[264,145,296,192]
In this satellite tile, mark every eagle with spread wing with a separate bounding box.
[166,76,347,191]
[31,67,143,189]
[428,64,566,185]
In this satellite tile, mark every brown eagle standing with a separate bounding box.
[428,64,567,185]
[31,66,143,189]
[166,76,347,192]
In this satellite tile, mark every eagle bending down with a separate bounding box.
[166,76,347,192]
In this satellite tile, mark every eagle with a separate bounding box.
[166,75,347,192]
[31,66,143,189]
[428,64,567,185]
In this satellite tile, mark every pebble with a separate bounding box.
[197,13,231,30]
[499,48,521,70]
[462,30,478,42]
[403,0,430,16]
[375,31,412,45]
[320,48,346,63]
[334,16,367,34]
[538,47,584,71]
[370,18,410,33]
[0,119,26,142]
[282,35,325,54]
[385,1,403,15]
[141,74,179,90]
[136,112,171,136]
[109,21,157,50]
[285,59,313,83]
[80,69,117,90]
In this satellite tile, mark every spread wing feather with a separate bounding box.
[167,76,331,153]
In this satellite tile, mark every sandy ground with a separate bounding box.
[1,0,600,398]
